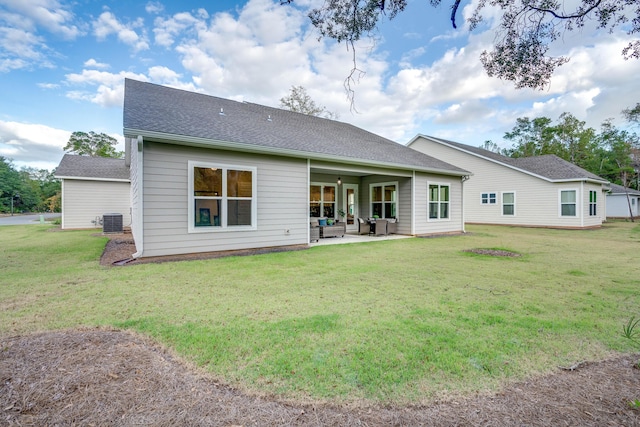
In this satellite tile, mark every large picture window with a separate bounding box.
[189,161,256,232]
[428,183,449,220]
[560,189,577,217]
[370,183,397,218]
[310,184,336,218]
[502,192,515,216]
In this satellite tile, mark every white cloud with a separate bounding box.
[65,69,148,107]
[0,120,71,169]
[145,1,164,14]
[0,0,80,38]
[93,11,149,52]
[37,82,59,89]
[83,58,110,69]
[153,11,203,47]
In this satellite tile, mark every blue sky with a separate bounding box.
[1,0,639,171]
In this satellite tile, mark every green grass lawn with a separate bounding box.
[1,222,639,404]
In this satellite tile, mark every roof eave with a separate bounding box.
[55,175,130,183]
[413,135,607,184]
[125,128,470,177]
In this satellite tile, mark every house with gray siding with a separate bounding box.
[55,154,131,229]
[123,79,470,258]
[408,135,609,229]
[606,183,640,218]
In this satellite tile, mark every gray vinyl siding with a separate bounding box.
[413,172,463,235]
[61,179,131,229]
[130,137,142,250]
[140,141,308,257]
[410,137,604,228]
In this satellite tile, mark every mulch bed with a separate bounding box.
[1,329,639,426]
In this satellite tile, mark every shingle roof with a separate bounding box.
[418,135,608,183]
[609,183,640,195]
[123,79,468,176]
[55,154,129,181]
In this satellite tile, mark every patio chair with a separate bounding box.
[357,217,370,235]
[374,219,388,236]
[386,218,397,234]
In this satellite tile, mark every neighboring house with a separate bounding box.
[123,79,470,258]
[408,135,609,229]
[606,183,640,218]
[55,154,131,230]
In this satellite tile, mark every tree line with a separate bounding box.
[482,104,640,189]
[0,131,121,214]
[0,157,60,214]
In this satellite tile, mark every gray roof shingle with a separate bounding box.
[55,154,129,180]
[609,183,640,195]
[123,79,468,175]
[420,135,608,183]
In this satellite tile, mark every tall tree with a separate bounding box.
[502,116,555,157]
[279,86,339,119]
[63,131,123,158]
[282,0,639,90]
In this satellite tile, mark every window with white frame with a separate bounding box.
[502,192,515,216]
[481,192,497,204]
[310,184,337,218]
[428,183,449,219]
[189,161,256,231]
[560,190,577,217]
[370,182,397,218]
[589,190,597,216]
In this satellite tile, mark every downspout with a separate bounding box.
[580,181,584,228]
[411,170,416,235]
[461,175,469,233]
[307,158,311,243]
[132,135,144,258]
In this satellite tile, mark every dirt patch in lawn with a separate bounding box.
[463,248,522,257]
[1,328,639,426]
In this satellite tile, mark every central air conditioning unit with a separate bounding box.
[103,213,123,233]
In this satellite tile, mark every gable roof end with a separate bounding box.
[123,79,469,176]
[410,134,608,183]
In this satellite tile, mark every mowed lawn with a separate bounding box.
[1,222,639,404]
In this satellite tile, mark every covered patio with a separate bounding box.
[310,231,413,246]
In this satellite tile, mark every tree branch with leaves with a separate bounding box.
[282,0,639,91]
[63,131,123,158]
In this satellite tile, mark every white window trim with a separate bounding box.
[481,192,497,205]
[558,188,579,218]
[369,181,399,219]
[427,181,451,222]
[501,191,516,216]
[188,160,257,233]
[310,182,338,218]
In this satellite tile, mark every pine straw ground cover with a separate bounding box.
[1,329,639,426]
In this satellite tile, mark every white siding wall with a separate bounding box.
[410,137,604,228]
[61,179,131,229]
[140,142,308,257]
[607,194,640,217]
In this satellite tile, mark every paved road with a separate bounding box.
[0,213,61,226]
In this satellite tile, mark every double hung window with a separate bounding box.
[560,190,577,217]
[370,183,397,218]
[428,184,449,220]
[310,184,337,218]
[502,192,515,216]
[589,190,597,216]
